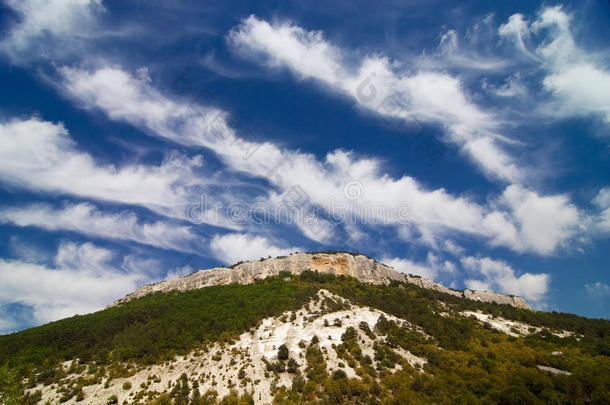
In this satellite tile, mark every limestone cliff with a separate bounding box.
[109,252,530,309]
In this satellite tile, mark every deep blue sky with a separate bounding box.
[0,0,608,333]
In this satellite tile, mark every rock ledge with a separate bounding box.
[109,252,530,309]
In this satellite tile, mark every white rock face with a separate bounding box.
[461,310,577,338]
[462,289,530,309]
[109,252,530,309]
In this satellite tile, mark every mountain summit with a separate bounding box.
[110,252,530,309]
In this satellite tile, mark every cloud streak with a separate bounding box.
[228,15,523,183]
[57,64,588,255]
[0,202,200,253]
[0,241,149,326]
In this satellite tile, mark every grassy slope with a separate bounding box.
[0,276,317,370]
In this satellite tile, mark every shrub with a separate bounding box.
[278,344,289,360]
[287,358,299,373]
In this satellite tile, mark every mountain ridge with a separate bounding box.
[109,252,530,309]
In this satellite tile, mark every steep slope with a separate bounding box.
[27,290,429,404]
[110,252,530,309]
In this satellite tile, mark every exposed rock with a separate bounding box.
[463,289,530,309]
[461,310,574,338]
[108,252,530,309]
[404,274,462,298]
[537,365,572,376]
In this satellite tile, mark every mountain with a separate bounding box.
[0,253,608,405]
[110,252,530,309]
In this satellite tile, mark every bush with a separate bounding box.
[278,344,289,360]
[287,358,299,373]
[122,381,132,390]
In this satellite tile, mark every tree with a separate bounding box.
[278,344,289,360]
[0,365,23,405]
[287,358,299,373]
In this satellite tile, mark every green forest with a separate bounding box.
[0,272,608,404]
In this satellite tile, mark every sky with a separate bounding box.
[0,0,609,333]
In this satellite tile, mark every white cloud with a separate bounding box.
[584,282,610,296]
[210,233,300,264]
[0,202,199,252]
[0,0,104,63]
[58,65,588,255]
[0,241,149,325]
[593,188,610,233]
[165,264,194,281]
[483,74,528,99]
[497,185,582,255]
[229,16,346,84]
[543,65,610,124]
[500,6,610,124]
[443,240,465,256]
[382,257,436,280]
[461,256,550,302]
[0,117,209,220]
[228,15,522,183]
[54,241,113,272]
[382,252,456,281]
[498,13,536,59]
[593,187,610,209]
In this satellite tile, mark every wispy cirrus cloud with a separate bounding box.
[228,15,523,183]
[584,282,610,297]
[57,64,588,255]
[0,0,105,64]
[0,202,200,253]
[499,6,610,125]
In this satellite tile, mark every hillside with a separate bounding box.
[0,256,608,404]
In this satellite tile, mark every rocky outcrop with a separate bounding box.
[108,252,530,309]
[462,289,530,309]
